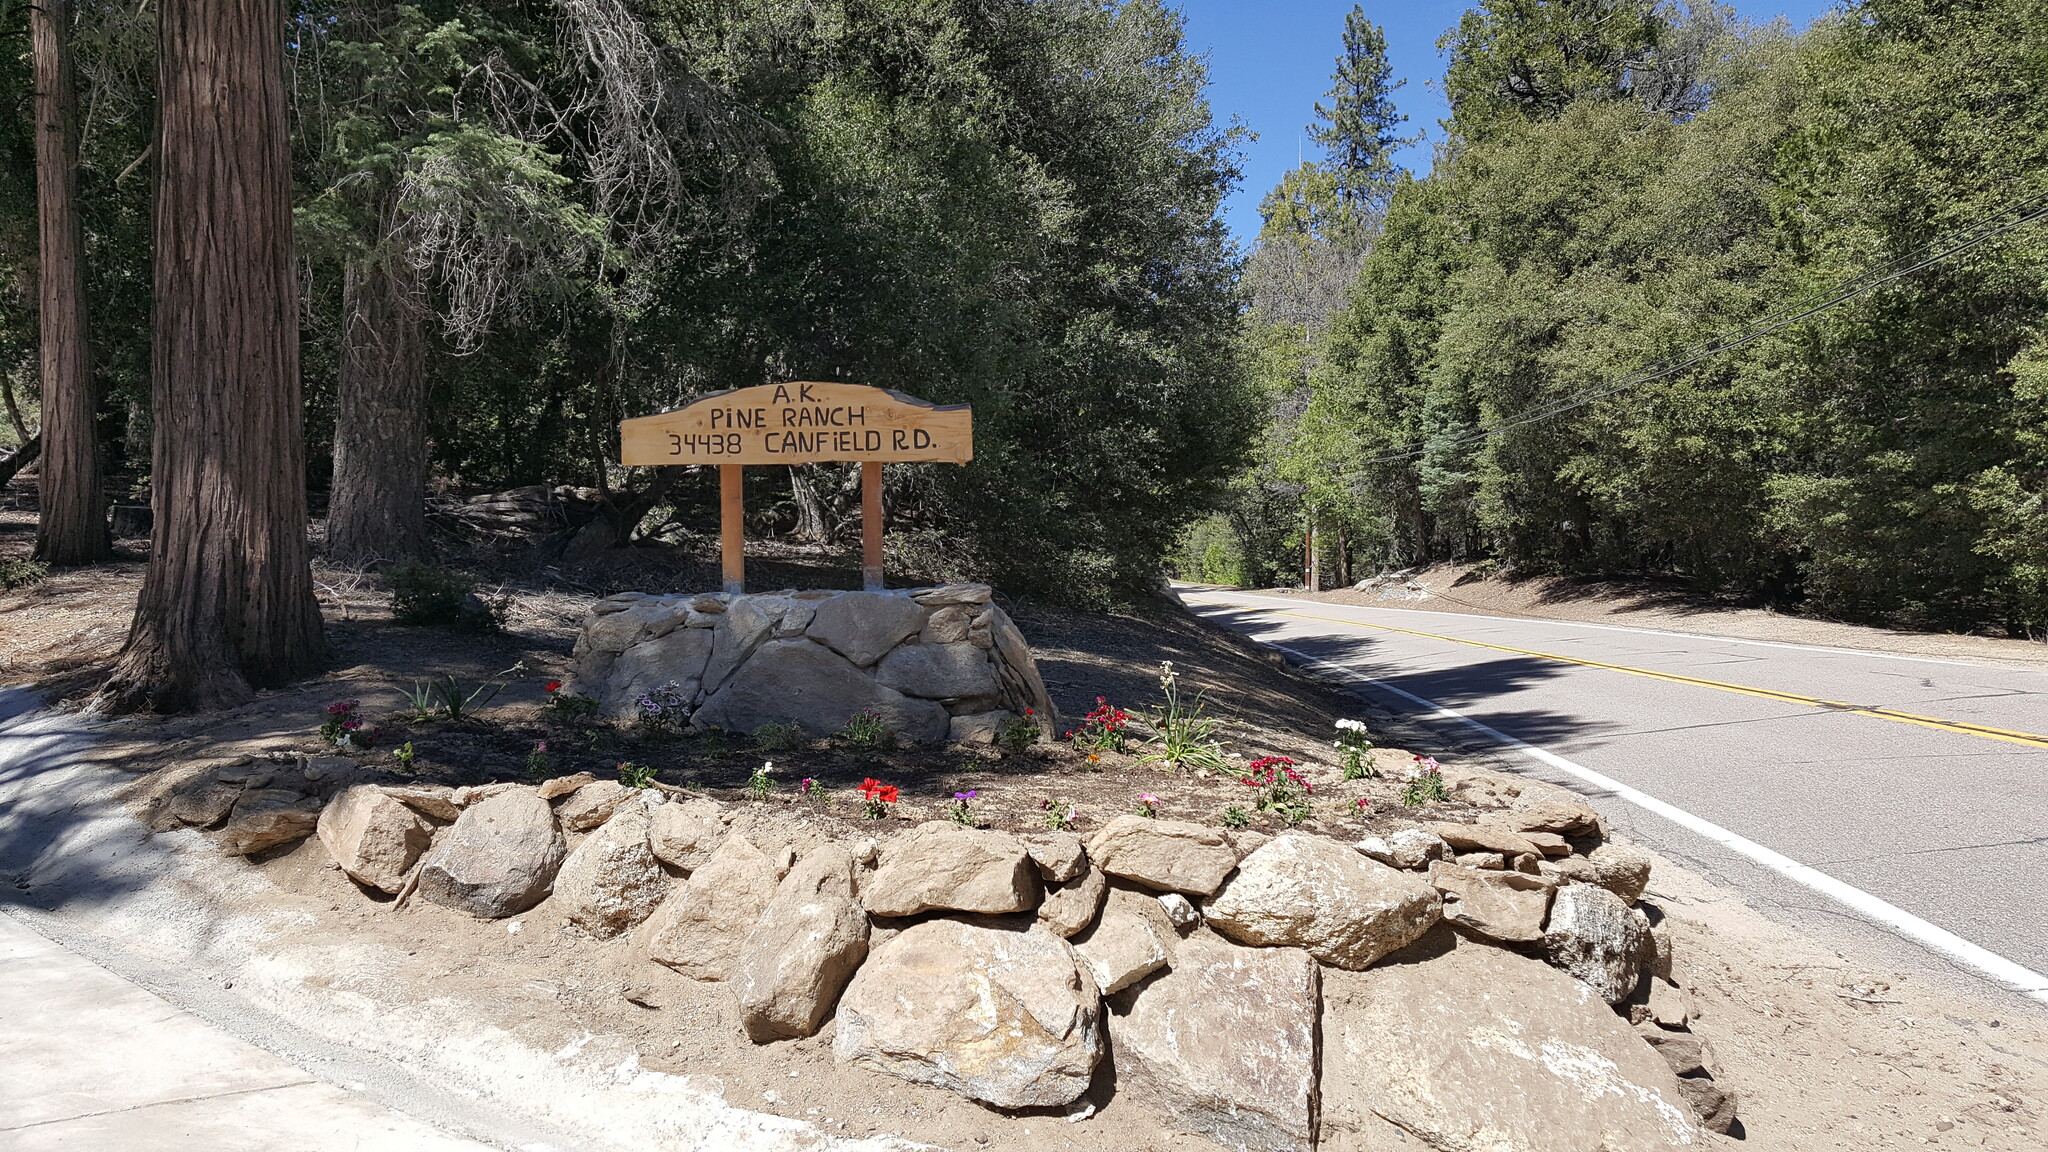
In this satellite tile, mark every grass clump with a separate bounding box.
[386,560,505,632]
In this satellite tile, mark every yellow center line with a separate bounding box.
[1187,596,2048,752]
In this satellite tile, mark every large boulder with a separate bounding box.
[1484,799,1604,837]
[873,642,998,700]
[805,591,928,667]
[1321,930,1699,1151]
[552,805,669,939]
[835,918,1103,1109]
[1356,828,1451,871]
[699,596,786,697]
[1037,860,1108,938]
[647,796,726,871]
[1087,816,1242,897]
[691,639,949,743]
[602,627,714,720]
[1588,841,1653,904]
[555,779,633,832]
[1543,882,1647,1004]
[642,833,791,980]
[416,790,567,918]
[1204,834,1441,969]
[217,789,321,856]
[1111,929,1320,1152]
[735,845,871,1042]
[1019,832,1087,881]
[1072,885,1176,994]
[1429,861,1557,944]
[1433,821,1544,858]
[317,785,435,893]
[860,822,1039,917]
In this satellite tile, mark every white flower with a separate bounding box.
[1335,718,1370,733]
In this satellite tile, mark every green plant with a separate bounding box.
[1039,796,1078,831]
[526,741,552,780]
[1219,805,1251,829]
[319,699,363,745]
[1134,661,1228,774]
[1401,756,1450,807]
[746,760,778,801]
[635,681,693,735]
[392,741,417,774]
[947,790,979,825]
[385,560,506,633]
[618,761,656,790]
[858,777,899,818]
[1243,756,1313,825]
[430,662,525,720]
[994,709,1040,753]
[544,679,600,718]
[838,708,895,752]
[0,557,49,591]
[1335,719,1376,780]
[752,722,808,753]
[1066,697,1132,753]
[798,776,829,805]
[400,681,439,723]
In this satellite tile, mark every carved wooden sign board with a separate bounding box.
[619,382,973,593]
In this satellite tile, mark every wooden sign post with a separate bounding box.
[620,382,972,593]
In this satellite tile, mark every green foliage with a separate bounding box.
[836,708,894,752]
[617,761,655,790]
[1214,0,2048,638]
[993,713,1040,754]
[0,556,48,591]
[386,561,505,632]
[745,761,777,801]
[751,722,808,753]
[1133,661,1229,774]
[1219,805,1251,829]
[1039,796,1078,832]
[1401,758,1450,807]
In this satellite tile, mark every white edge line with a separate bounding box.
[1181,587,2048,675]
[1260,641,2048,1005]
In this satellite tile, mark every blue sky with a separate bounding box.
[1176,0,1841,243]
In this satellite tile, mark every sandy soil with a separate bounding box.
[1255,563,2048,671]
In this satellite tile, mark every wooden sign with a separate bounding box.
[619,382,973,594]
[620,381,972,466]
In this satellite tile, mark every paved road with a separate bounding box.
[1181,589,2048,999]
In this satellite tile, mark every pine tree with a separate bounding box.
[1309,7,1415,209]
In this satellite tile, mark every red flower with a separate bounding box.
[859,777,882,797]
[1024,708,1035,716]
[544,680,563,693]
[877,785,900,804]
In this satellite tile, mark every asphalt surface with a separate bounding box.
[1181,589,2048,998]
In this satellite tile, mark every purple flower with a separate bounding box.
[326,699,359,716]
[954,791,978,800]
[534,741,548,753]
[340,718,363,731]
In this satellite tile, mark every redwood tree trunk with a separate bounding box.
[102,0,324,712]
[31,0,108,565]
[327,254,430,564]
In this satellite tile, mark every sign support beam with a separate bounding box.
[719,463,744,594]
[861,461,884,590]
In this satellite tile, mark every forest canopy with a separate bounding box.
[4,0,2047,640]
[1206,0,2048,639]
[0,0,1256,606]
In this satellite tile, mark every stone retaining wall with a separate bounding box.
[569,584,1055,743]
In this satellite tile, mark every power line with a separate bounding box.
[1358,188,2048,465]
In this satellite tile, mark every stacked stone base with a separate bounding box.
[569,584,1054,743]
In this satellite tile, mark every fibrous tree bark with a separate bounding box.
[102,0,325,712]
[327,254,431,565]
[31,0,109,565]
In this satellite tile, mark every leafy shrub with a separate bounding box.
[752,722,808,752]
[1067,697,1132,753]
[386,560,505,632]
[994,709,1040,753]
[838,708,895,752]
[0,557,48,591]
[1401,756,1449,806]
[618,761,656,789]
[1335,719,1375,779]
[746,760,778,801]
